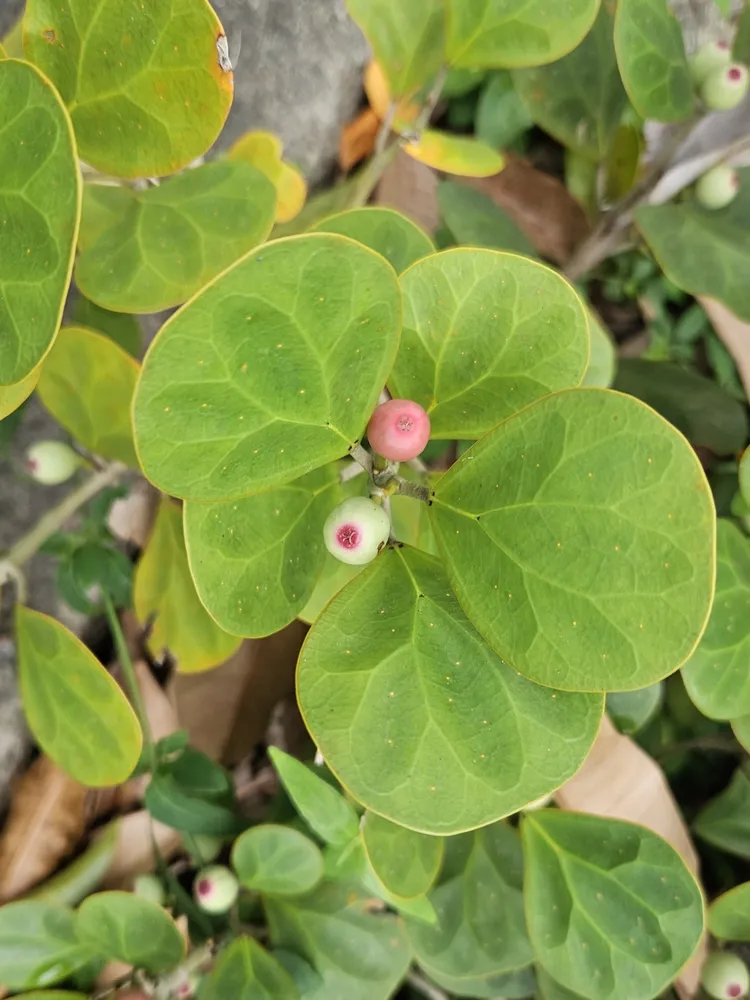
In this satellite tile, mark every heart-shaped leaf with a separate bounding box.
[523,810,704,1000]
[268,747,360,847]
[437,181,536,255]
[0,60,80,387]
[446,0,601,68]
[297,546,602,834]
[133,234,401,501]
[184,466,340,638]
[16,606,142,786]
[76,163,276,313]
[402,130,505,176]
[75,891,185,974]
[0,368,39,420]
[694,767,750,860]
[430,388,716,692]
[312,207,434,274]
[390,249,589,439]
[72,296,142,358]
[23,0,233,177]
[0,901,94,991]
[614,0,694,122]
[201,938,299,1000]
[36,326,139,466]
[227,130,307,224]
[232,825,324,896]
[361,812,443,900]
[683,519,750,720]
[709,882,750,941]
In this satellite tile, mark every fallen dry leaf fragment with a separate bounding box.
[339,107,380,172]
[375,147,440,233]
[700,297,750,400]
[103,809,181,888]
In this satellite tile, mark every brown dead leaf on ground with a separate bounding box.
[375,147,440,233]
[0,755,89,902]
[103,810,181,888]
[339,107,380,173]
[700,297,750,400]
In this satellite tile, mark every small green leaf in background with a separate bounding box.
[77,185,135,252]
[614,0,695,122]
[23,0,233,177]
[16,606,142,787]
[18,994,88,1000]
[694,767,750,859]
[603,123,643,203]
[312,207,434,273]
[733,715,750,753]
[741,447,750,506]
[134,499,242,673]
[431,388,716,692]
[145,748,242,836]
[709,882,750,941]
[475,71,534,150]
[391,248,589,438]
[0,60,80,387]
[402,130,505,176]
[361,812,443,900]
[56,541,133,616]
[0,901,94,991]
[607,682,664,735]
[184,466,340,639]
[72,296,142,358]
[614,359,748,453]
[513,3,627,161]
[683,520,750,720]
[268,747,360,846]
[437,182,536,255]
[0,368,39,421]
[345,0,444,98]
[201,937,300,1000]
[524,810,704,1000]
[734,3,750,63]
[297,546,602,834]
[446,0,601,68]
[76,163,276,314]
[232,825,324,896]
[36,326,139,466]
[405,822,533,982]
[75,892,185,974]
[133,234,401,502]
[582,312,617,387]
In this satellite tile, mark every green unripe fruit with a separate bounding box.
[190,833,223,864]
[701,951,750,999]
[323,496,390,566]
[24,440,80,485]
[133,873,165,906]
[194,864,239,914]
[701,64,750,111]
[695,165,740,209]
[690,40,732,85]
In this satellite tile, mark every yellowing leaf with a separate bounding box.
[0,368,39,420]
[276,161,307,223]
[402,130,505,177]
[227,130,307,223]
[364,60,421,128]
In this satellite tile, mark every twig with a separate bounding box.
[340,460,365,483]
[407,971,449,1000]
[349,443,374,475]
[414,65,448,134]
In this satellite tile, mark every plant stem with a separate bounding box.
[407,971,449,1000]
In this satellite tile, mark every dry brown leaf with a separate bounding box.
[700,297,750,401]
[0,755,89,902]
[376,147,440,233]
[339,107,380,173]
[107,479,159,549]
[103,810,181,888]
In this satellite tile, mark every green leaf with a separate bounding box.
[345,0,445,98]
[402,130,505,176]
[406,822,533,980]
[0,59,80,387]
[265,881,412,1000]
[72,296,142,358]
[23,0,233,177]
[0,901,94,991]
[422,964,537,999]
[16,606,142,786]
[75,891,185,974]
[430,388,716,692]
[16,994,88,1000]
[437,182,536,255]
[201,937,300,1000]
[297,546,602,835]
[709,882,750,941]
[581,313,616,388]
[272,949,322,994]
[77,185,134,252]
[299,555,362,625]
[268,747,360,847]
[134,499,242,673]
[733,714,750,753]
[145,771,243,837]
[76,162,276,313]
[184,466,340,639]
[232,825,324,896]
[607,683,664,735]
[361,812,443,899]
[613,0,694,122]
[36,326,139,466]
[741,447,750,506]
[29,822,120,907]
[614,359,748,454]
[446,0,601,68]
[523,810,704,1000]
[694,767,750,859]
[682,520,750,720]
[734,4,750,63]
[312,207,434,274]
[391,249,589,438]
[475,71,534,149]
[133,234,401,502]
[513,4,627,161]
[536,965,591,1000]
[0,368,39,420]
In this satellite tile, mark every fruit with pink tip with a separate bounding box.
[323,496,390,566]
[194,865,239,914]
[690,40,732,85]
[701,952,750,999]
[702,64,750,110]
[366,398,431,462]
[695,165,740,210]
[24,440,80,485]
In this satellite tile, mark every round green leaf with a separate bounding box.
[297,545,602,835]
[72,295,142,358]
[694,767,750,860]
[581,312,616,388]
[232,825,324,896]
[523,810,704,1000]
[75,891,185,974]
[201,938,299,1000]
[184,466,340,638]
[0,901,94,991]
[0,59,80,387]
[268,746,359,847]
[430,388,716,692]
[423,965,537,999]
[682,519,750,720]
[16,606,142,786]
[23,0,234,177]
[391,249,589,439]
[76,162,276,313]
[361,811,443,900]
[312,207,434,274]
[607,683,664,735]
[437,181,536,256]
[133,234,401,501]
[708,882,750,941]
[36,326,139,466]
[446,0,601,69]
[733,715,750,753]
[0,367,39,420]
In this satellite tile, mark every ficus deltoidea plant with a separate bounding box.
[2,0,750,999]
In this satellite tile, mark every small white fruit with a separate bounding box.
[702,64,750,111]
[194,865,239,914]
[701,951,750,1000]
[690,40,732,85]
[695,165,740,209]
[323,496,390,566]
[24,440,80,485]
